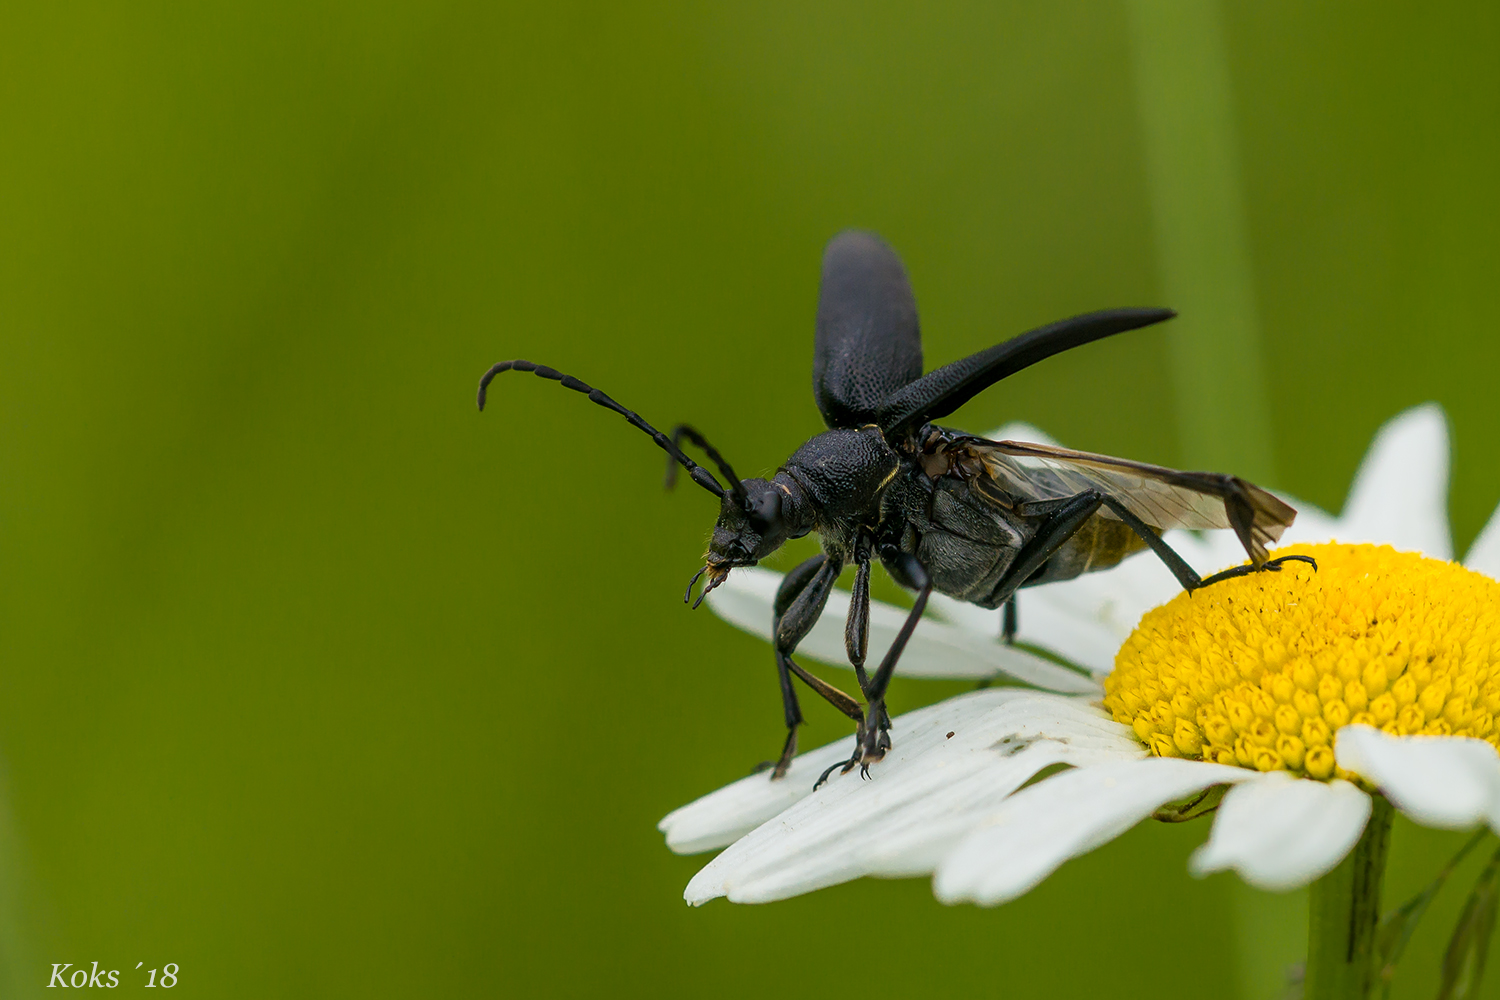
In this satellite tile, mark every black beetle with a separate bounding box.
[478,231,1304,784]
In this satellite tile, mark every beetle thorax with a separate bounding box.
[779,427,901,550]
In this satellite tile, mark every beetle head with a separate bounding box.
[688,479,791,608]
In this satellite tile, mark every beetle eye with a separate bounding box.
[746,490,781,531]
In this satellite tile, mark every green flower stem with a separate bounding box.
[1306,796,1395,1000]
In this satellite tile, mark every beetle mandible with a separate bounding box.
[478,231,1307,785]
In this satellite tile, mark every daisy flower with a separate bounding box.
[660,405,1500,991]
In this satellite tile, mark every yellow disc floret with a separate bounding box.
[1105,543,1500,781]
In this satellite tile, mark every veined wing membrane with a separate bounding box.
[965,438,1296,565]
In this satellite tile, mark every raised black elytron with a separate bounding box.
[477,231,1305,785]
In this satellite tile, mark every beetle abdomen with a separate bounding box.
[1019,513,1147,588]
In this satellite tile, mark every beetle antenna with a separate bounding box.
[665,425,749,502]
[478,361,727,500]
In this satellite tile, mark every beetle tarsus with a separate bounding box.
[1199,553,1319,589]
[814,754,859,790]
[769,726,799,780]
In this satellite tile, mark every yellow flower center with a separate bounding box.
[1104,543,1500,781]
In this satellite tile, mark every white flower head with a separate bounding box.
[661,405,1500,906]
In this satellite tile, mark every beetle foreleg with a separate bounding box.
[768,554,862,780]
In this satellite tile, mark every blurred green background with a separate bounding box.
[2,1,1499,997]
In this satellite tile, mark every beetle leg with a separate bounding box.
[1005,490,1203,597]
[1091,496,1316,590]
[771,557,831,773]
[766,556,820,775]
[769,553,863,780]
[1001,596,1018,644]
[850,548,932,773]
[1011,491,1307,596]
[815,756,855,789]
[786,662,866,789]
[999,492,1117,599]
[1198,553,1318,586]
[845,535,873,687]
[843,531,891,735]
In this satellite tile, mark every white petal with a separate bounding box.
[1336,725,1500,830]
[1189,773,1371,891]
[659,735,857,855]
[707,567,1100,692]
[661,687,1058,855]
[680,691,1141,904]
[1464,500,1500,579]
[933,757,1256,906]
[1337,405,1452,559]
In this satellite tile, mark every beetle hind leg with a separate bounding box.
[1082,495,1319,593]
[1198,553,1318,588]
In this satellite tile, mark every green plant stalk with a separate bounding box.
[1306,797,1395,1000]
[1123,0,1276,485]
